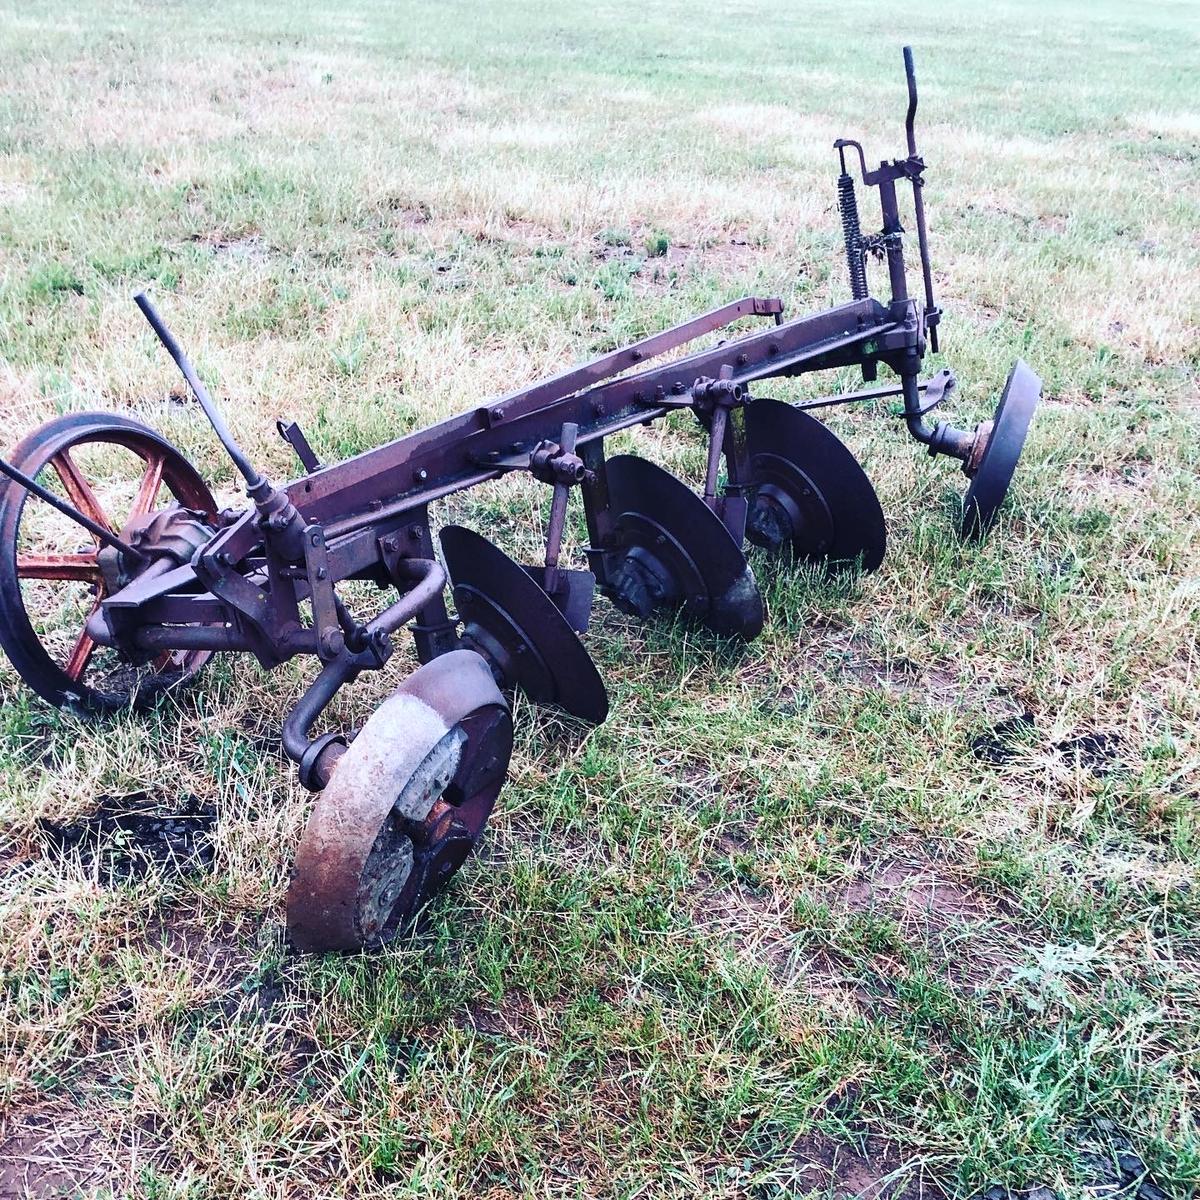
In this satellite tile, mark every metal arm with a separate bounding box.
[902,46,940,351]
[134,291,265,489]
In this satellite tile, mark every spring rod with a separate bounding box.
[837,166,869,300]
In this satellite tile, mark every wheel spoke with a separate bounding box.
[50,450,114,537]
[64,620,98,682]
[16,551,102,582]
[129,452,166,520]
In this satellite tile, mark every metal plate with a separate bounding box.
[441,524,608,724]
[744,398,886,572]
[603,454,763,641]
[287,649,512,953]
[961,359,1041,541]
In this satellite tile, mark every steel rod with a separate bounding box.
[134,291,265,489]
[0,455,149,563]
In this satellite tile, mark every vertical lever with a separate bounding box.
[542,422,579,596]
[902,46,941,353]
[136,291,307,561]
[134,292,266,489]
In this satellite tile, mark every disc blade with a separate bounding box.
[604,454,763,640]
[961,359,1041,541]
[441,524,608,724]
[744,398,886,572]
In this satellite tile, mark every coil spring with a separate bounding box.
[838,172,869,300]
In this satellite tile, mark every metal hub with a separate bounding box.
[0,413,217,710]
[608,544,680,619]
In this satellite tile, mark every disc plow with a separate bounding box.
[0,49,1041,952]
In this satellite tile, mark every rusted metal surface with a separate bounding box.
[602,454,764,641]
[0,49,1043,952]
[442,524,608,724]
[0,414,215,709]
[744,399,886,571]
[286,650,511,952]
[961,361,1042,540]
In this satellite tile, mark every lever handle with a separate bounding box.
[903,46,918,156]
[135,291,264,489]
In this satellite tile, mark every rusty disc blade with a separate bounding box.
[603,453,763,641]
[744,399,885,572]
[441,524,608,724]
[961,359,1041,541]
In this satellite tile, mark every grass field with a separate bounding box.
[1,0,1199,1196]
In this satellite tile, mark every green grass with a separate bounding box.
[1,0,1199,1196]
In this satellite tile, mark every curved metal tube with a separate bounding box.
[281,557,449,787]
[901,374,975,462]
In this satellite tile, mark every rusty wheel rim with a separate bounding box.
[0,413,216,710]
[287,650,513,954]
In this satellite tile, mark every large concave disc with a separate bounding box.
[744,398,886,572]
[441,524,608,724]
[287,649,513,953]
[603,454,763,641]
[960,359,1041,541]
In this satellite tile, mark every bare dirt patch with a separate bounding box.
[781,630,1011,713]
[0,1115,118,1200]
[788,1129,941,1199]
[187,232,271,263]
[686,871,869,1012]
[834,854,1027,990]
[35,793,217,879]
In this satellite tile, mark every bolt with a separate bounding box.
[415,468,428,483]
[409,526,423,541]
[737,353,748,366]
[383,536,399,552]
[491,406,505,422]
[316,566,328,580]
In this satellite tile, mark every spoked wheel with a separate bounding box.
[960,359,1041,541]
[287,651,514,953]
[603,454,764,641]
[0,413,217,710]
[744,399,886,572]
[441,524,608,724]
